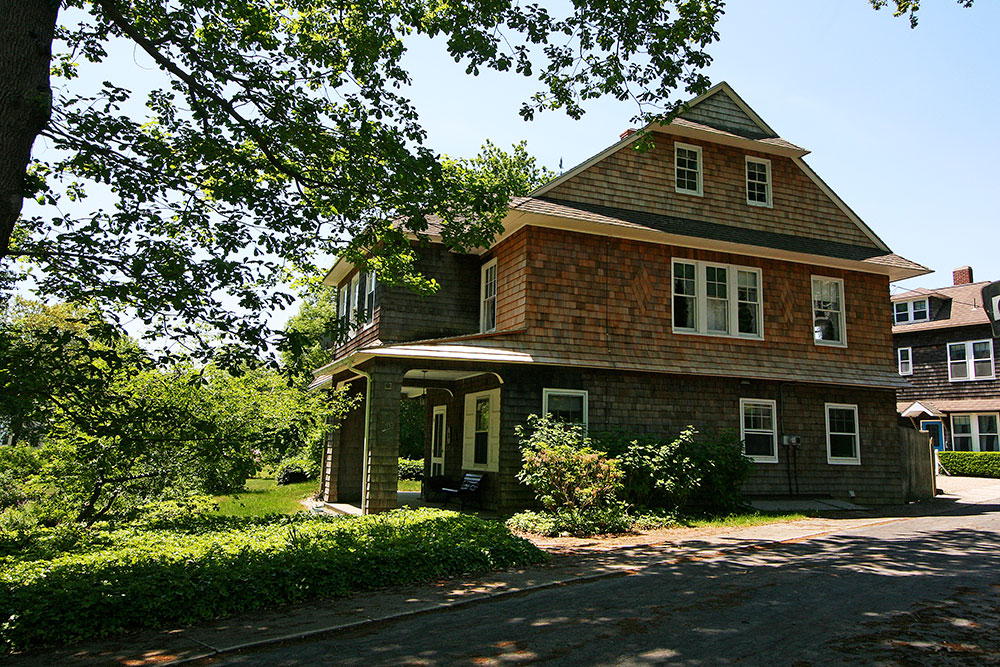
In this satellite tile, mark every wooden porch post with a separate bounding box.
[363,361,404,514]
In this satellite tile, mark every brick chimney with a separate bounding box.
[620,128,638,140]
[953,266,974,285]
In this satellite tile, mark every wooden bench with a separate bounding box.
[440,472,486,511]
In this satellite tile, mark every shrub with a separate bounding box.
[0,509,545,653]
[506,504,632,537]
[686,431,754,512]
[938,451,1000,478]
[595,428,753,513]
[275,457,316,485]
[515,415,623,512]
[398,458,424,481]
[615,428,701,510]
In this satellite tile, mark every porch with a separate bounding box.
[313,355,522,515]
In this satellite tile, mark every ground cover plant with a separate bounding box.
[938,451,1000,478]
[0,508,544,653]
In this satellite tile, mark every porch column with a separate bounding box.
[363,361,404,514]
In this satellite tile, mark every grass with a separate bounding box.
[213,478,422,516]
[398,479,421,492]
[213,478,317,516]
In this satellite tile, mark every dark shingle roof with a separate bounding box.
[512,196,892,263]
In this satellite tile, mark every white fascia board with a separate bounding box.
[495,210,923,281]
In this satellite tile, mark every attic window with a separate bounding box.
[674,143,703,196]
[894,299,928,324]
[746,157,771,207]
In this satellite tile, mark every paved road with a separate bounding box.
[202,499,1000,666]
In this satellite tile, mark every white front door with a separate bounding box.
[431,405,447,477]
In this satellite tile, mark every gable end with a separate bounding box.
[679,89,773,140]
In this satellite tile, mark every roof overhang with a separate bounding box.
[900,401,942,418]
[496,209,927,282]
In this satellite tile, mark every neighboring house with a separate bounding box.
[311,82,929,514]
[893,266,1000,452]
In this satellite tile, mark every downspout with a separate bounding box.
[349,362,373,515]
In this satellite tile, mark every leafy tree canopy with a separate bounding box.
[869,0,975,28]
[1,0,724,361]
[1,298,354,524]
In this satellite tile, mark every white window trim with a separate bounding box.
[463,388,500,472]
[480,258,498,334]
[812,276,847,348]
[947,339,995,382]
[542,388,589,430]
[674,142,703,197]
[894,298,928,324]
[363,271,377,327]
[825,403,860,465]
[745,156,772,208]
[430,404,447,477]
[671,259,764,340]
[740,398,778,464]
[950,412,1000,452]
[898,347,913,376]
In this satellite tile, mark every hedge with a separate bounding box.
[0,509,544,653]
[398,458,424,481]
[938,451,1000,478]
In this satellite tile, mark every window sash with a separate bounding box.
[364,271,377,325]
[674,143,702,195]
[812,277,845,346]
[826,404,860,464]
[898,347,912,375]
[893,299,928,324]
[745,157,771,207]
[542,389,589,428]
[950,413,1000,452]
[740,399,777,463]
[948,340,994,381]
[672,260,763,339]
[480,260,497,333]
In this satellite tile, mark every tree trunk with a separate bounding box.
[0,0,59,260]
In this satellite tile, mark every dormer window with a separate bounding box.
[480,259,497,333]
[746,157,771,207]
[674,143,703,196]
[893,298,928,324]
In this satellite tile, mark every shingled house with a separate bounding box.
[311,82,929,513]
[894,267,999,451]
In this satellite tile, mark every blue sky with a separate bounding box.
[29,1,997,334]
[399,0,998,294]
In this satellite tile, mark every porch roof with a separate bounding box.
[898,398,1000,418]
[310,333,910,391]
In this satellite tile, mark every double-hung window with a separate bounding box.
[337,283,351,342]
[674,143,703,196]
[893,299,928,324]
[672,260,762,339]
[542,389,588,429]
[948,340,994,381]
[951,414,999,452]
[812,276,846,346]
[363,271,377,326]
[746,157,771,207]
[740,399,777,463]
[348,273,361,337]
[480,259,497,333]
[897,347,913,375]
[826,403,860,464]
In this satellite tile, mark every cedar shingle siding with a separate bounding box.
[318,83,926,512]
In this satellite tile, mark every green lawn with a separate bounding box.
[398,479,421,492]
[213,478,317,516]
[213,478,422,516]
[682,511,811,528]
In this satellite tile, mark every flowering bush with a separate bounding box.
[515,415,623,512]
